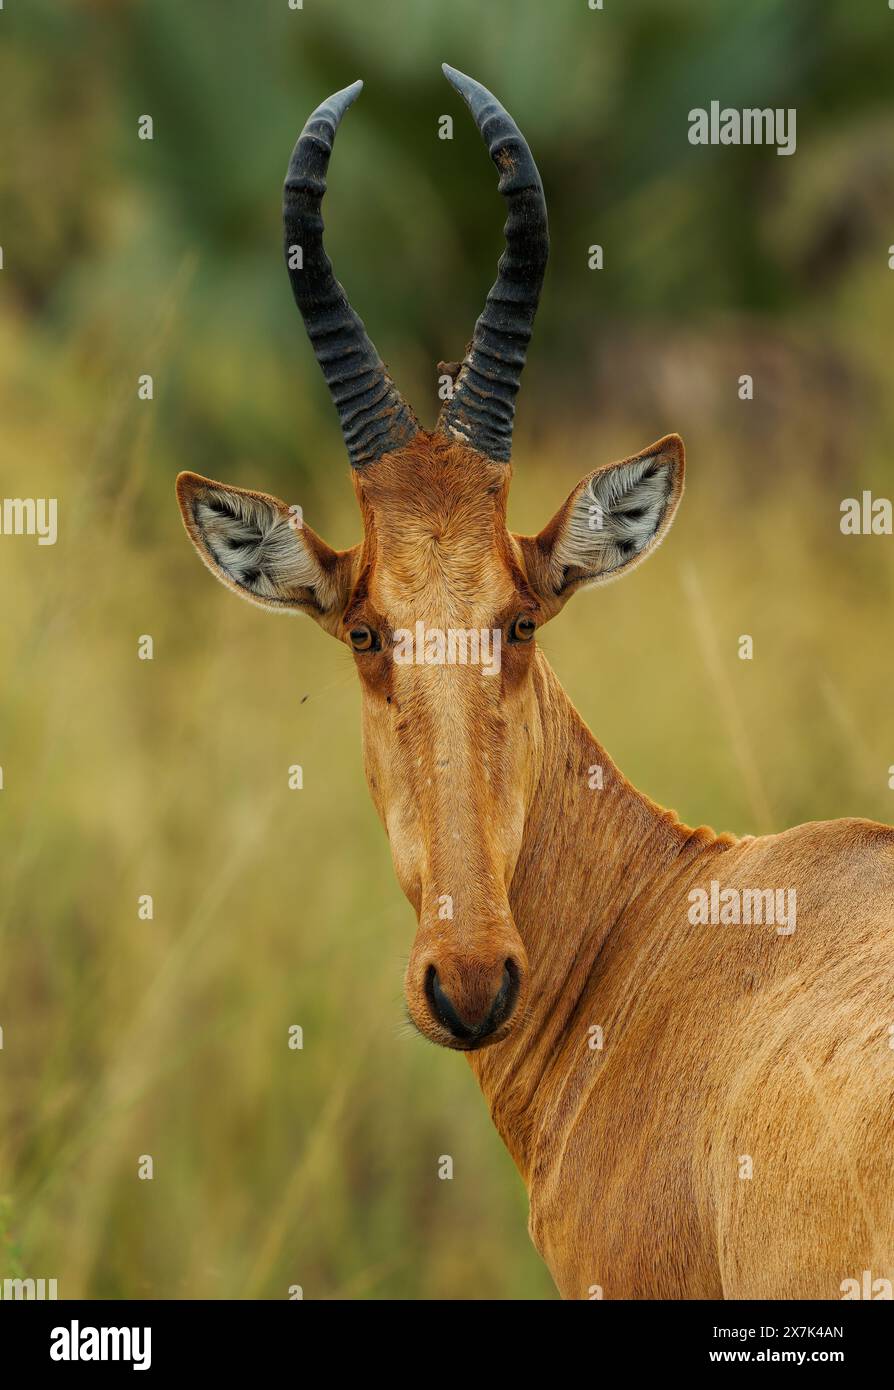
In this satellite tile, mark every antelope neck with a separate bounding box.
[467,650,732,1178]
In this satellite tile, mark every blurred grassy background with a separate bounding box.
[0,0,892,1299]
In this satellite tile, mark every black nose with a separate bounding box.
[425,959,520,1046]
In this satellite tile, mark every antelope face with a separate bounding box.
[347,442,538,1049]
[177,67,684,1051]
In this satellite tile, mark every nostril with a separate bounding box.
[425,965,474,1041]
[490,957,521,1029]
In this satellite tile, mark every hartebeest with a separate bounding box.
[177,67,894,1299]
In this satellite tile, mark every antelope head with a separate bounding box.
[177,67,684,1052]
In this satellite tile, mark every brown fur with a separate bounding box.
[177,431,894,1300]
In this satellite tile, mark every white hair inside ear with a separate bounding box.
[193,488,318,600]
[553,451,677,584]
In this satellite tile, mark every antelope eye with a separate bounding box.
[348,624,377,653]
[510,614,536,643]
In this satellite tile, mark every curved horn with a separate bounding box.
[283,81,418,468]
[438,65,549,463]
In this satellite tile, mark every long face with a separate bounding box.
[349,442,540,1049]
[176,68,685,1051]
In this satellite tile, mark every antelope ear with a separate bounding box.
[176,472,356,634]
[517,435,684,617]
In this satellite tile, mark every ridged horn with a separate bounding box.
[437,65,549,462]
[283,81,418,467]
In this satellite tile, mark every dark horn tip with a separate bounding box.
[307,78,364,130]
[286,80,364,169]
[442,63,479,100]
[324,78,364,119]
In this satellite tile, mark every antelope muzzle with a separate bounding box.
[407,927,528,1051]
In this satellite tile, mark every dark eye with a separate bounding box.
[348,624,378,653]
[509,615,536,644]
